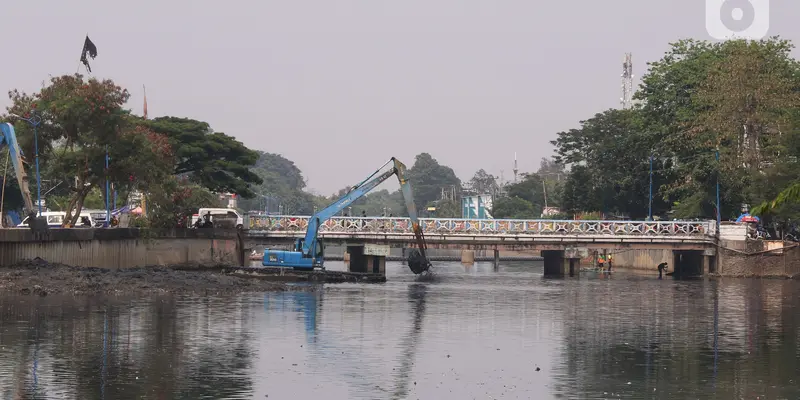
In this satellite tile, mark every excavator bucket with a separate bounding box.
[407,248,431,274]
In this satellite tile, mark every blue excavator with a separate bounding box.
[0,123,36,217]
[262,157,432,274]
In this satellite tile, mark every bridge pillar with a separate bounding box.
[461,250,475,264]
[542,250,565,276]
[346,244,386,276]
[542,250,581,277]
[493,249,500,270]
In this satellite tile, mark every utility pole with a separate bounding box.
[648,155,653,221]
[542,180,548,210]
[716,150,721,232]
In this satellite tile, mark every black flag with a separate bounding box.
[79,36,98,72]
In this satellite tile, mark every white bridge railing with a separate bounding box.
[245,215,716,238]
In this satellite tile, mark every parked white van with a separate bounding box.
[190,208,244,229]
[17,211,97,228]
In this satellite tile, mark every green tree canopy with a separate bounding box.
[552,37,800,223]
[237,151,316,214]
[492,196,537,219]
[406,153,461,210]
[144,117,262,198]
[3,74,174,225]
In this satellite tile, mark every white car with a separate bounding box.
[18,211,97,228]
[190,208,244,229]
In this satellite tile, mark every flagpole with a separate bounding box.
[142,85,148,119]
[77,33,87,73]
[105,145,110,225]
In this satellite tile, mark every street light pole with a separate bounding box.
[105,145,110,224]
[715,150,721,232]
[648,155,653,221]
[10,111,43,215]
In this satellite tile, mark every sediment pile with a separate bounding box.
[0,258,316,296]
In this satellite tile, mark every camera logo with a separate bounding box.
[706,0,769,40]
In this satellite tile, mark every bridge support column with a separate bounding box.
[493,249,500,270]
[346,244,386,276]
[542,250,566,276]
[461,250,475,264]
[703,247,716,274]
[542,250,581,277]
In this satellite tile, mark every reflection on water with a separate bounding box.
[1,261,799,399]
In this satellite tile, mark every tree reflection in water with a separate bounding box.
[552,279,800,399]
[0,295,256,399]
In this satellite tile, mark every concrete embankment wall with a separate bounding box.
[600,249,673,271]
[717,240,800,277]
[0,229,241,269]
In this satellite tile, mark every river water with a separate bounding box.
[1,261,799,399]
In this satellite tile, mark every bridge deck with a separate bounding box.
[245,215,716,243]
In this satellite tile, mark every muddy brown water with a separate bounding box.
[1,261,799,399]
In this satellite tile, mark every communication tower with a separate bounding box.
[513,152,518,183]
[621,53,633,109]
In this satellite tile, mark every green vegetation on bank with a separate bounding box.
[553,37,800,224]
[6,37,800,227]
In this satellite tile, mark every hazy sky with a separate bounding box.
[1,1,797,195]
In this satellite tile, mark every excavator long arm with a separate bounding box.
[0,123,35,214]
[394,159,431,273]
[301,157,431,274]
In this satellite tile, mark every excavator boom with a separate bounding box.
[0,123,35,214]
[263,157,431,274]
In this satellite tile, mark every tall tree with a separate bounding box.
[637,38,800,219]
[551,109,667,218]
[145,117,262,198]
[4,74,173,226]
[406,153,461,209]
[467,169,498,196]
[237,151,315,214]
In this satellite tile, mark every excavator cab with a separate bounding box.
[263,238,324,269]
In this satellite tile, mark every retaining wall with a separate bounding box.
[0,228,242,269]
[602,248,673,270]
[717,241,800,278]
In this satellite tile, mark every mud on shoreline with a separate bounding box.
[0,258,318,296]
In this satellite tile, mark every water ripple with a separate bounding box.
[0,261,798,399]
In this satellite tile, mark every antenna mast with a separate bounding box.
[621,53,633,109]
[513,152,518,183]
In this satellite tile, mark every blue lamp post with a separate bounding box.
[105,146,110,225]
[715,150,721,232]
[10,111,43,215]
[648,155,653,221]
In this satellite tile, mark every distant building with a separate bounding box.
[462,195,494,219]
[218,193,238,209]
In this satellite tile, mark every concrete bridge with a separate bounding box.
[244,215,718,276]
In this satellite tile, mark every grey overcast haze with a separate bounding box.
[1,0,797,195]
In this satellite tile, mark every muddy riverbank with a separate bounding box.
[0,258,319,296]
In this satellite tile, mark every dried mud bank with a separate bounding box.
[0,259,317,296]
